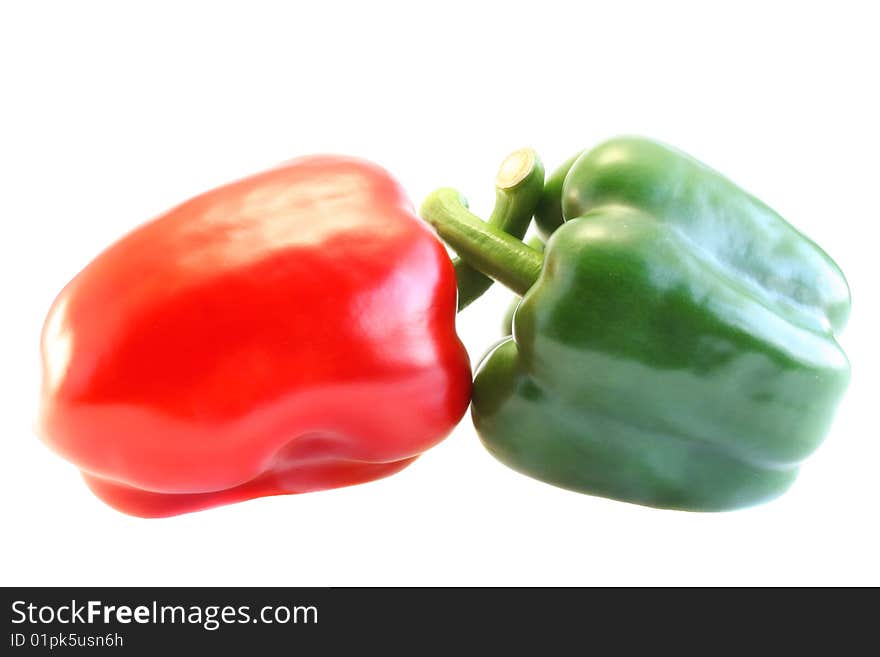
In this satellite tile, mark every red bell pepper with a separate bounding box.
[38,155,472,517]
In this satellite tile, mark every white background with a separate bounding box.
[2,1,877,586]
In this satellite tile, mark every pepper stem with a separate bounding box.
[421,188,544,297]
[439,149,545,309]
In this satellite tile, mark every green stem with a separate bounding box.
[421,188,544,297]
[445,149,544,309]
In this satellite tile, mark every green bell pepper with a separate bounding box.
[421,136,850,511]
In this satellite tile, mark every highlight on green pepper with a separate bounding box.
[422,136,851,511]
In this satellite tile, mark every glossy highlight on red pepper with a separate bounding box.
[39,155,472,517]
